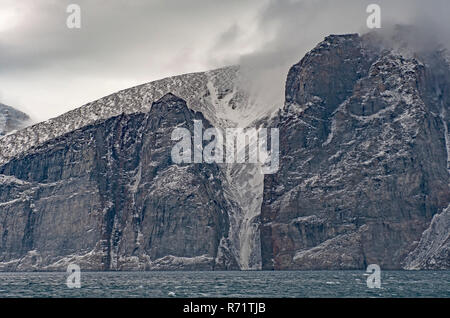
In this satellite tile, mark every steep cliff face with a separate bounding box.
[0,103,30,137]
[0,93,240,271]
[261,34,450,270]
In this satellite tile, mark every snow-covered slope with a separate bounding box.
[0,66,279,166]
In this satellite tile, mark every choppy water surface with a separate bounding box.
[0,271,448,298]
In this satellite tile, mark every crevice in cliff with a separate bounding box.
[21,199,36,254]
[440,104,450,175]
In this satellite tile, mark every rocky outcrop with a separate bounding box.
[0,103,30,136]
[0,93,240,271]
[404,205,449,269]
[260,33,450,270]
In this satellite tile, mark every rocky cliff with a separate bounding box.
[0,30,448,271]
[0,66,270,271]
[260,33,450,270]
[404,204,449,269]
[0,94,241,270]
[0,66,277,166]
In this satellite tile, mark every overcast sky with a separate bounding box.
[0,0,448,122]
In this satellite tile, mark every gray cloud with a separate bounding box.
[207,0,450,114]
[0,0,264,120]
[0,0,449,122]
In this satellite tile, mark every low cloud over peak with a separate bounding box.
[0,0,448,122]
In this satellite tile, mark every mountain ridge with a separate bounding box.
[0,30,448,271]
[0,66,279,166]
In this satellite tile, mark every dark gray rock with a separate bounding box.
[260,33,450,270]
[0,93,240,271]
[404,205,449,269]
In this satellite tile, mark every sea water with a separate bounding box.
[0,271,448,298]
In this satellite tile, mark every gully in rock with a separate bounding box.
[171,120,280,174]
